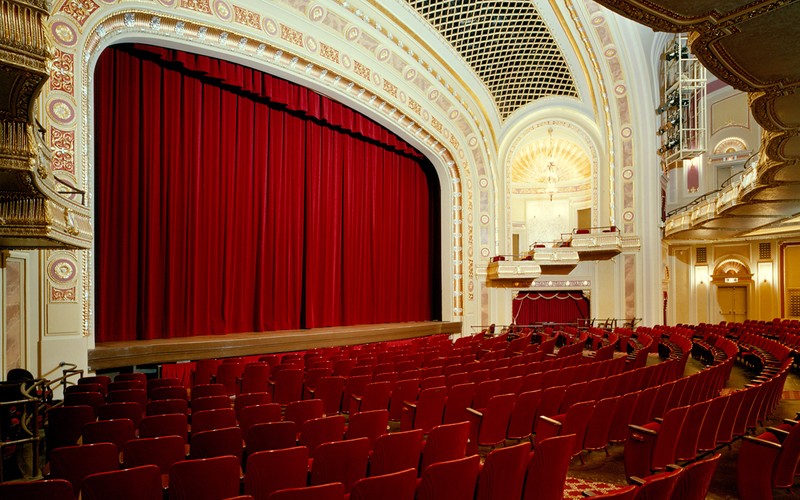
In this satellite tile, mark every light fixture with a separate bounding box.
[544,127,559,201]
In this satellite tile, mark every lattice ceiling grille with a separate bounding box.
[407,0,579,120]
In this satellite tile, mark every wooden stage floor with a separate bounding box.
[88,321,463,370]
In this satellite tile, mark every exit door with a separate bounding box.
[717,286,747,323]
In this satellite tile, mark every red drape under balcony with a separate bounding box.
[94,45,438,342]
[512,291,590,326]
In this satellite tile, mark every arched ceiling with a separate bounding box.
[405,0,579,121]
[511,134,592,187]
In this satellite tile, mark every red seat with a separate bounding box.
[46,406,99,451]
[443,382,475,425]
[370,429,424,476]
[671,453,721,500]
[608,392,639,443]
[475,442,530,500]
[674,400,710,461]
[191,383,226,401]
[81,464,162,500]
[147,378,182,399]
[107,388,147,407]
[629,386,659,426]
[82,418,136,450]
[192,360,222,387]
[346,409,389,450]
[64,391,105,415]
[400,386,446,433]
[629,469,682,500]
[215,362,245,395]
[420,421,470,472]
[238,403,283,434]
[299,415,346,456]
[240,363,271,395]
[192,394,231,413]
[471,379,501,410]
[267,483,344,500]
[285,399,324,428]
[97,402,143,429]
[521,434,575,500]
[190,426,243,462]
[65,383,103,394]
[349,468,417,500]
[416,455,480,500]
[534,385,566,425]
[737,422,800,500]
[49,442,119,496]
[506,390,542,442]
[309,437,370,493]
[465,393,515,454]
[139,413,188,443]
[350,381,392,414]
[0,479,74,500]
[582,485,637,499]
[388,378,419,421]
[535,400,596,461]
[234,392,273,415]
[311,376,346,415]
[191,407,236,434]
[168,455,240,500]
[342,375,373,413]
[271,369,304,405]
[624,405,689,480]
[115,372,147,386]
[246,421,299,453]
[78,375,111,395]
[108,381,145,392]
[244,446,309,499]
[583,396,620,454]
[152,385,189,401]
[146,398,189,416]
[123,435,186,474]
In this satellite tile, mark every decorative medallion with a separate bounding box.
[604,47,616,58]
[614,84,626,95]
[623,169,633,180]
[180,0,211,14]
[264,17,278,36]
[341,54,351,69]
[480,215,490,225]
[59,0,99,26]
[623,211,634,222]
[50,49,75,94]
[449,109,459,120]
[404,68,416,81]
[47,98,76,126]
[371,72,381,86]
[377,48,390,62]
[398,90,406,103]
[211,0,232,21]
[48,256,77,284]
[428,89,439,100]
[51,21,78,47]
[157,0,176,7]
[481,248,490,257]
[468,136,479,148]
[346,26,360,41]
[50,128,75,173]
[309,4,325,22]
[422,110,429,121]
[305,36,317,52]
[479,178,488,188]
[621,127,632,138]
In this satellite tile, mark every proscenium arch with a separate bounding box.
[76,9,468,335]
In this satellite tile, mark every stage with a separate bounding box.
[88,321,463,370]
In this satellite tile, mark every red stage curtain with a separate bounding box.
[511,291,589,326]
[94,45,436,342]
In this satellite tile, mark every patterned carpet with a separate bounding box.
[782,391,800,399]
[563,476,626,499]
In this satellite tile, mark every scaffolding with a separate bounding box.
[657,34,707,170]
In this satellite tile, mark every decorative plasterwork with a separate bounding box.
[511,134,592,186]
[42,0,508,333]
[405,0,579,120]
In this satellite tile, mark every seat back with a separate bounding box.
[241,363,271,395]
[189,426,243,462]
[215,362,244,395]
[191,383,226,401]
[309,437,370,493]
[608,392,639,443]
[79,375,111,395]
[234,392,273,416]
[346,409,389,450]
[246,421,299,454]
[420,421,470,471]
[64,391,105,415]
[139,413,188,443]
[0,479,74,500]
[405,386,446,433]
[633,469,682,500]
[584,396,620,451]
[244,447,310,499]
[522,434,575,500]
[671,453,721,500]
[151,386,189,401]
[123,435,186,473]
[49,442,119,496]
[82,418,136,450]
[146,398,189,416]
[272,369,305,405]
[506,390,542,441]
[351,381,392,414]
[535,385,566,424]
[238,403,283,433]
[191,395,231,413]
[268,483,345,500]
[370,429,424,476]
[388,378,419,421]
[674,400,711,462]
[191,407,236,434]
[475,442,530,500]
[97,402,143,429]
[443,383,475,425]
[285,399,324,427]
[107,389,147,407]
[81,464,162,500]
[349,468,417,500]
[650,405,690,471]
[46,405,96,455]
[147,377,182,399]
[417,455,480,500]
[168,455,240,500]
[314,376,346,415]
[299,415,346,456]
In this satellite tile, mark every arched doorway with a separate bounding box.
[712,258,752,323]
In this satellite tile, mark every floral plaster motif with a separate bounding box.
[234,6,260,30]
[52,287,77,302]
[320,43,339,63]
[50,49,74,94]
[59,0,99,26]
[50,127,75,174]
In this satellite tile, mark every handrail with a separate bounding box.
[54,176,86,206]
[666,188,721,217]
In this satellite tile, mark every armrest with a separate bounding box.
[306,388,316,396]
[465,407,484,418]
[742,435,783,449]
[766,427,790,440]
[653,417,664,424]
[582,492,598,497]
[628,424,658,436]
[403,401,417,410]
[665,464,682,471]
[539,416,562,427]
[629,476,646,486]
[351,394,362,402]
[784,418,798,426]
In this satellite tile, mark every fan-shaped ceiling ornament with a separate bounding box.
[712,258,752,282]
[713,137,748,155]
[406,0,579,120]
[511,133,591,186]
